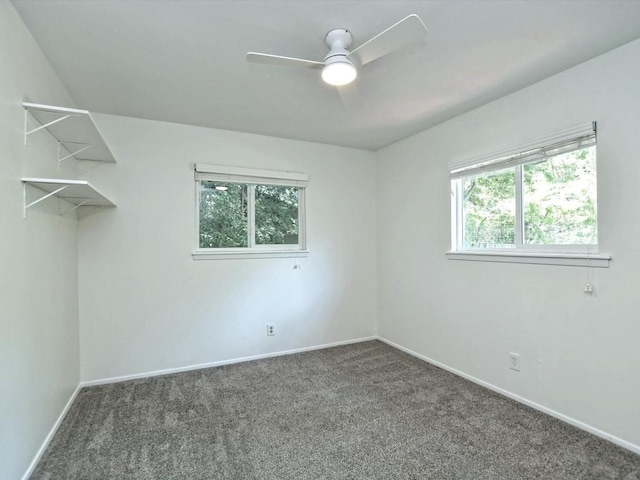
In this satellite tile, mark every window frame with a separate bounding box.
[447,123,610,267]
[193,163,308,260]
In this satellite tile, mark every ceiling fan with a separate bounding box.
[247,14,428,87]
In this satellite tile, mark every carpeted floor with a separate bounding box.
[32,341,640,479]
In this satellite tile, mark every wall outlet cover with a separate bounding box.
[509,352,520,372]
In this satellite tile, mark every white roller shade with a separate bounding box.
[195,163,308,187]
[450,122,596,179]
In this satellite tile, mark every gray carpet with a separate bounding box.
[32,341,640,479]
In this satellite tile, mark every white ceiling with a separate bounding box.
[12,0,640,150]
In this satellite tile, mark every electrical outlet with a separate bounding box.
[267,324,275,336]
[509,352,520,372]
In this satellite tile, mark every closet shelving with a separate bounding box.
[22,102,116,218]
[23,102,116,165]
[21,178,115,218]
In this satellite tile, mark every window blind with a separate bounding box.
[450,122,596,179]
[195,163,308,187]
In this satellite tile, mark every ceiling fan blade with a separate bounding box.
[348,14,428,66]
[337,82,363,112]
[247,52,324,69]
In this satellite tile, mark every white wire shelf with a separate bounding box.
[23,102,116,165]
[22,177,116,218]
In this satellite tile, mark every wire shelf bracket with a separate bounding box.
[22,178,116,219]
[23,102,116,165]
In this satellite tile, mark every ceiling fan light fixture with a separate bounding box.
[247,15,428,90]
[322,60,357,86]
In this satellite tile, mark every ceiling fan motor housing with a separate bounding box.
[323,28,354,66]
[247,15,429,87]
[321,28,357,85]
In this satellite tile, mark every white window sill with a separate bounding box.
[446,251,610,268]
[193,250,309,261]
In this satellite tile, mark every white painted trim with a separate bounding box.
[23,335,639,480]
[23,101,89,116]
[23,337,376,477]
[195,163,308,183]
[21,385,82,480]
[449,121,595,172]
[81,336,377,387]
[446,250,610,268]
[192,250,309,260]
[375,336,640,456]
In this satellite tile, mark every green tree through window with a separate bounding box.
[199,182,301,249]
[199,183,248,248]
[463,168,516,248]
[457,145,597,249]
[523,148,597,245]
[255,185,299,245]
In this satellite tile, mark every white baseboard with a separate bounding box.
[81,336,378,387]
[376,336,640,456]
[27,334,636,480]
[24,336,376,478]
[21,384,82,480]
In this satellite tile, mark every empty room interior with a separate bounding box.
[2,0,640,478]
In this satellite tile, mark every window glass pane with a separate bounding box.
[199,182,248,248]
[255,185,299,245]
[523,146,597,245]
[462,168,516,248]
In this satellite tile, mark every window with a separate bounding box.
[194,164,307,259]
[450,123,600,260]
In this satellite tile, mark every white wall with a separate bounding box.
[78,115,378,382]
[0,3,80,479]
[376,38,640,448]
[5,0,637,474]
